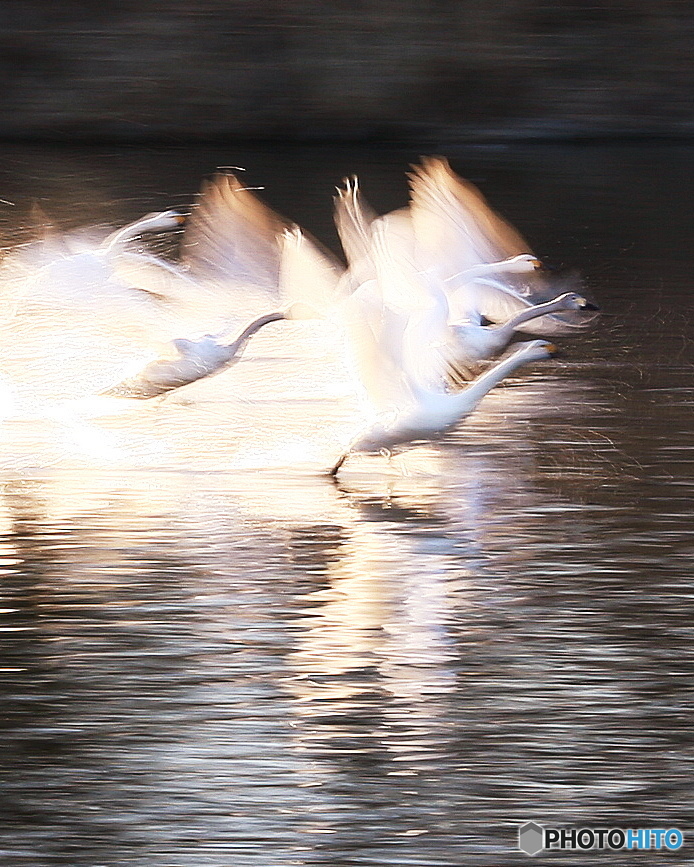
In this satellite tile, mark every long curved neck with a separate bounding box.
[449,346,535,416]
[446,256,532,284]
[493,294,570,340]
[446,262,496,283]
[223,311,285,355]
[103,213,170,251]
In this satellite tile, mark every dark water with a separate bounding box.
[0,143,692,866]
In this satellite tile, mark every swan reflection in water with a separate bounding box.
[281,457,500,753]
[0,393,669,859]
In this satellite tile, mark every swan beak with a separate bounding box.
[581,300,600,311]
[175,214,186,225]
[545,343,558,357]
[531,258,543,269]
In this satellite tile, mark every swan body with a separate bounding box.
[101,311,285,399]
[329,212,558,474]
[332,173,596,388]
[333,338,557,471]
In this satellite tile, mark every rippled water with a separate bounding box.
[0,143,692,866]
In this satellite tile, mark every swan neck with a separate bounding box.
[496,296,566,338]
[226,311,284,351]
[448,257,531,284]
[447,262,494,283]
[103,214,167,250]
[103,219,148,250]
[453,349,530,411]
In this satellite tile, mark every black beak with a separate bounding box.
[581,302,600,311]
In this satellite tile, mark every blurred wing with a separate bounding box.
[408,156,533,277]
[279,226,344,319]
[334,176,377,267]
[340,281,413,414]
[370,220,451,398]
[182,173,286,288]
[333,176,382,291]
[373,208,416,258]
[334,178,451,411]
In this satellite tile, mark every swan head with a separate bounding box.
[554,292,599,312]
[514,339,559,363]
[139,209,186,231]
[502,253,543,273]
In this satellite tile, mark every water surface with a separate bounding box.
[0,142,691,866]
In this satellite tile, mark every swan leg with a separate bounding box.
[328,452,348,477]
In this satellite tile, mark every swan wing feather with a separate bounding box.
[182,173,285,288]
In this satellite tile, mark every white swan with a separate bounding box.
[443,289,596,382]
[24,207,185,271]
[407,157,599,333]
[329,219,557,474]
[331,340,556,473]
[331,168,597,385]
[100,310,285,399]
[6,206,189,324]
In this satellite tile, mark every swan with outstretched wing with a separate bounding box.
[332,164,596,387]
[407,156,599,336]
[330,209,557,474]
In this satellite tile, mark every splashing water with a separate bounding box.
[0,226,368,473]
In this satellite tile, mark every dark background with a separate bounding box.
[0,1,691,143]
